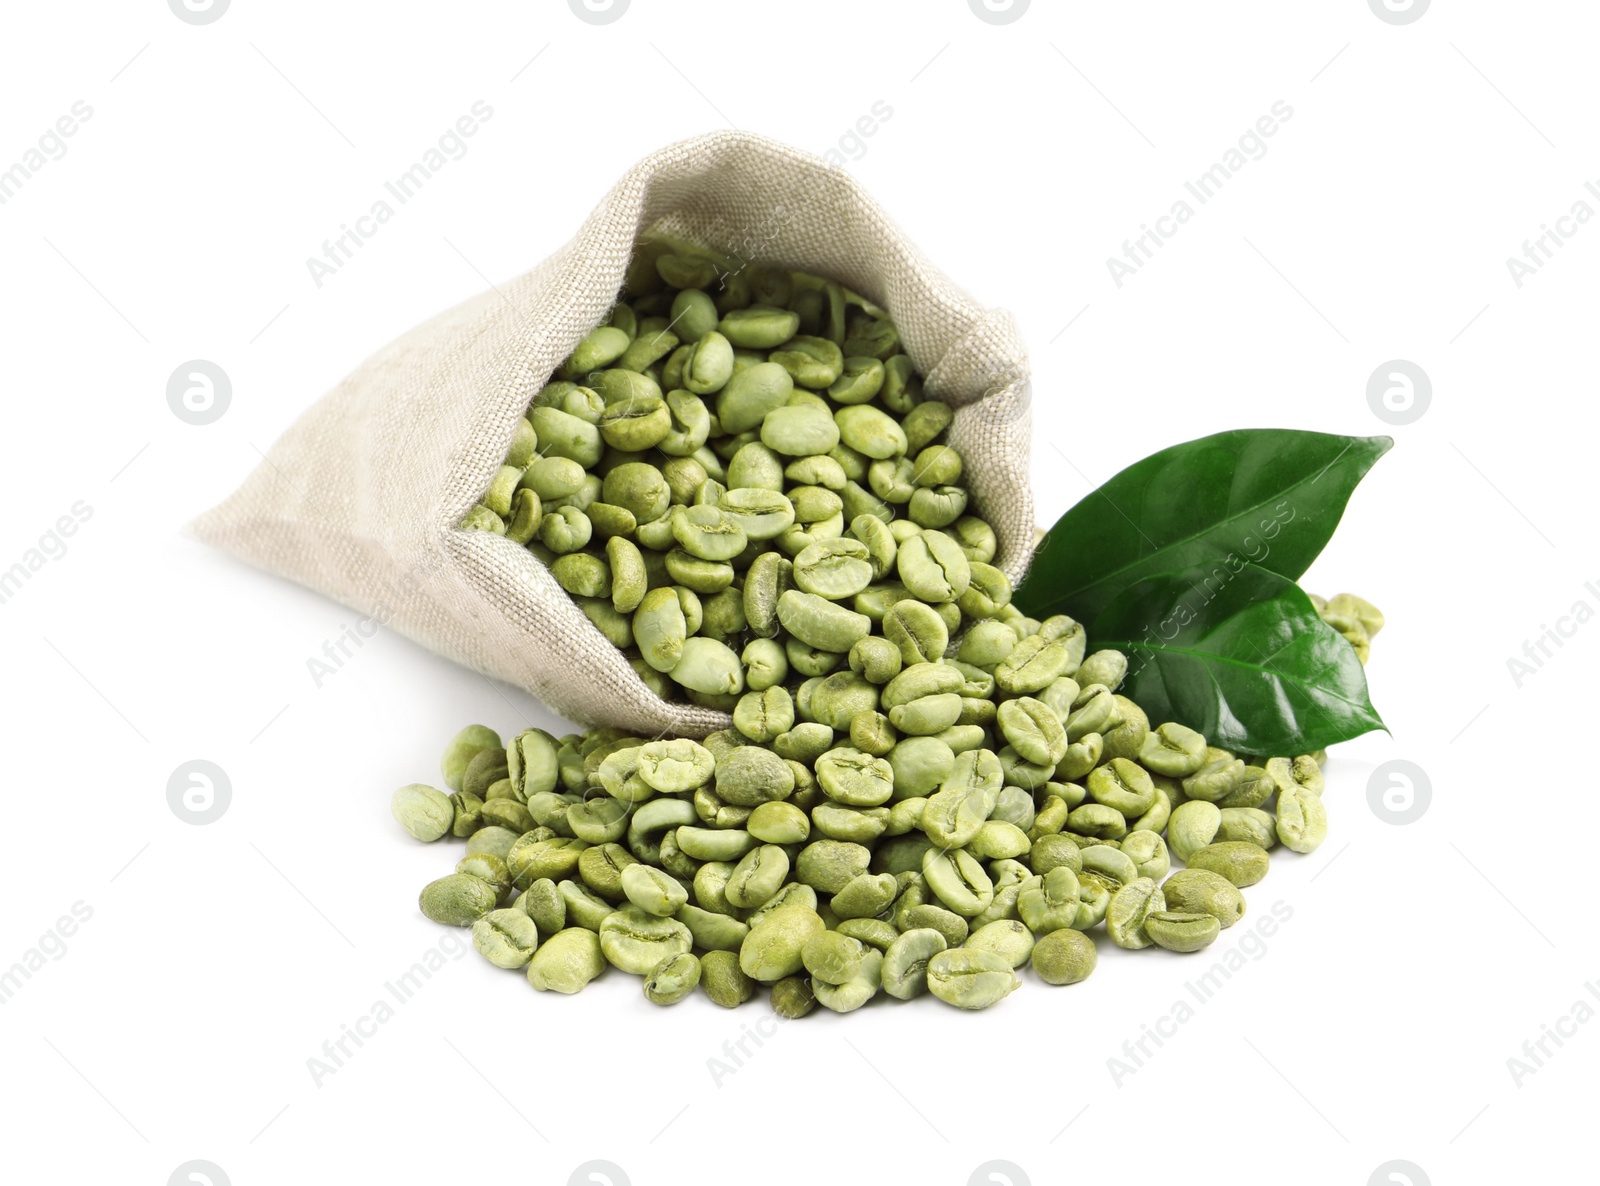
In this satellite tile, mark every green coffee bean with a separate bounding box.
[1161,868,1245,928]
[1183,755,1246,803]
[923,848,995,918]
[621,864,689,917]
[965,919,1035,969]
[1106,878,1166,949]
[1169,800,1222,863]
[1121,831,1172,881]
[466,825,519,862]
[896,531,970,603]
[834,918,898,952]
[682,331,735,395]
[777,590,871,653]
[725,845,791,908]
[881,927,948,1000]
[457,853,512,897]
[677,904,750,953]
[997,697,1068,767]
[832,871,898,918]
[739,904,826,981]
[644,952,701,1005]
[526,927,606,992]
[1276,786,1328,853]
[795,840,871,893]
[925,948,1018,1010]
[1140,722,1208,776]
[1219,764,1276,809]
[1217,807,1277,850]
[721,305,801,349]
[519,878,565,934]
[1188,840,1270,887]
[1145,911,1221,953]
[419,873,498,926]
[598,906,693,975]
[1017,867,1081,934]
[770,975,817,1017]
[392,784,454,842]
[441,725,501,792]
[1031,927,1097,985]
[700,948,755,1007]
[802,930,866,984]
[473,908,540,968]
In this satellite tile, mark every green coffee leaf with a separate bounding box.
[1014,429,1392,623]
[1091,564,1385,754]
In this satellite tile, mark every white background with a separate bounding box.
[1,2,1590,1184]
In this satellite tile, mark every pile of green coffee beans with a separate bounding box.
[394,632,1382,1011]
[418,254,1386,1011]
[394,704,1349,1011]
[459,252,996,710]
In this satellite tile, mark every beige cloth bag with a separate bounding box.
[192,131,1034,736]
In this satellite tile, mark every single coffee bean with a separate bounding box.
[739,904,827,982]
[770,974,817,1018]
[1031,927,1098,985]
[392,784,454,841]
[472,908,540,968]
[813,948,883,1013]
[1145,910,1222,953]
[1276,785,1329,853]
[1106,878,1166,950]
[526,927,607,993]
[1161,868,1246,928]
[419,873,498,926]
[925,947,1019,1010]
[1188,840,1270,887]
[964,919,1035,969]
[598,906,693,975]
[643,952,701,1005]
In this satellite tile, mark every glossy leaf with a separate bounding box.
[1015,429,1392,622]
[1091,564,1385,754]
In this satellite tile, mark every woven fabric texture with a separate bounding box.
[192,130,1035,735]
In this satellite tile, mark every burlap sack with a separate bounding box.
[192,130,1034,736]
